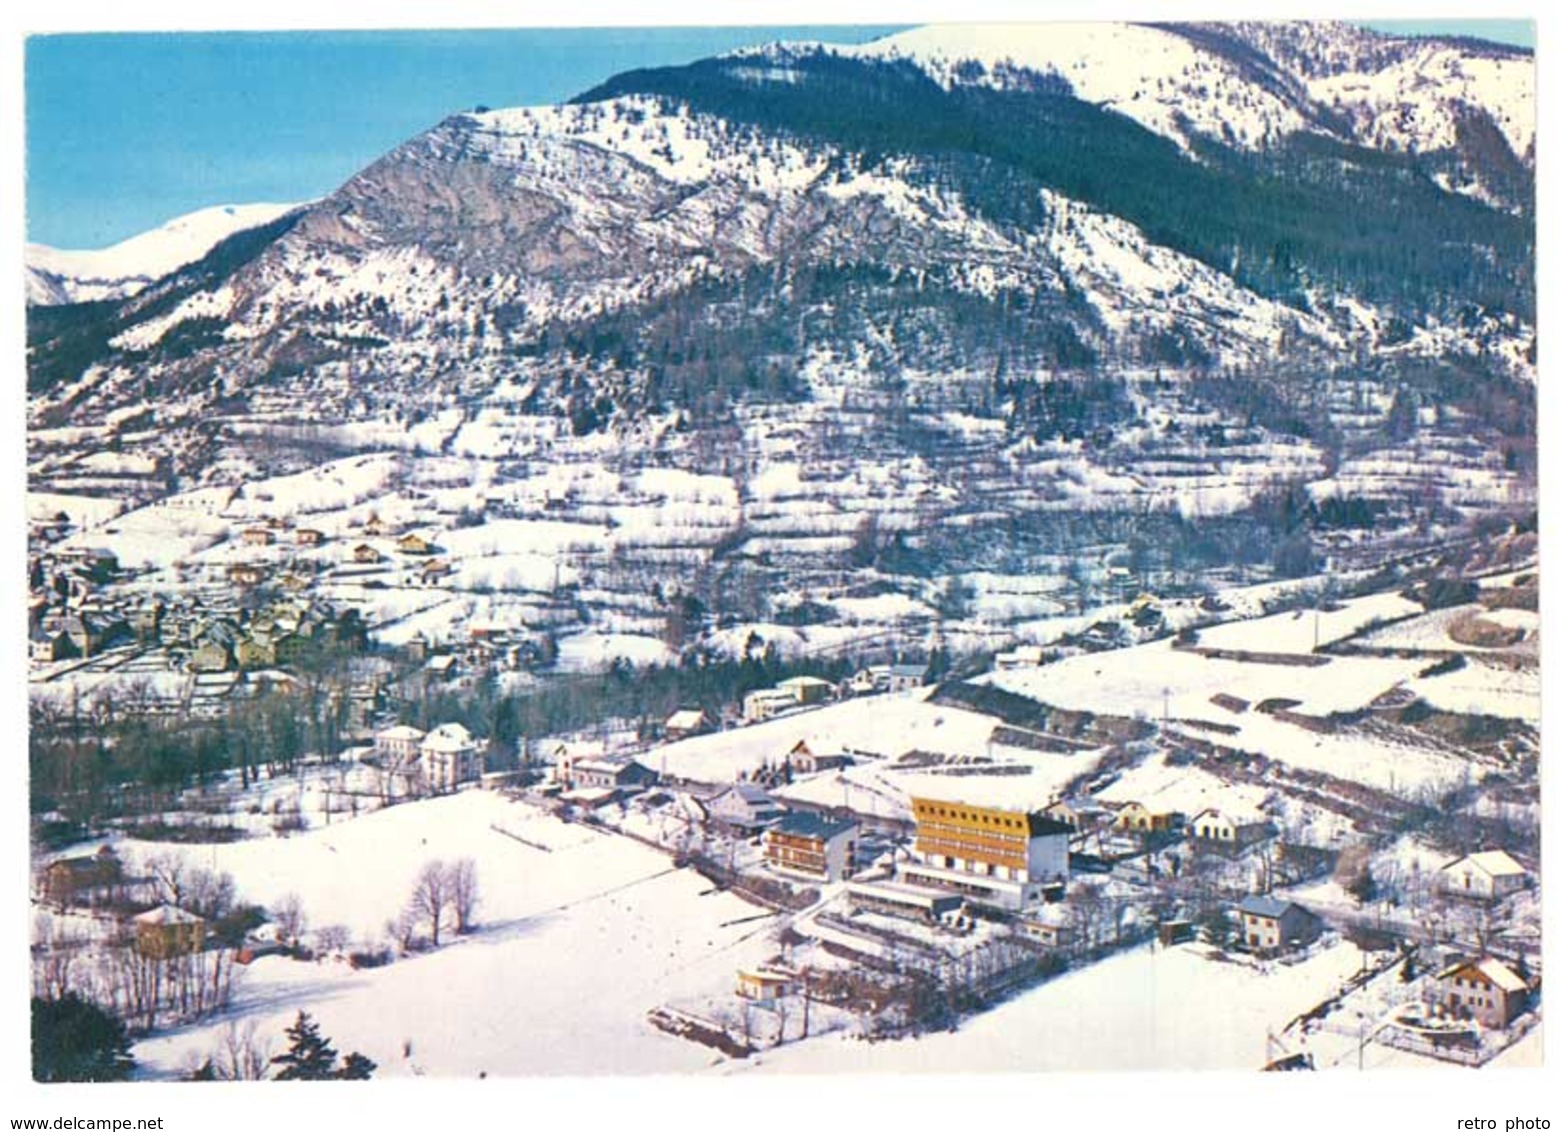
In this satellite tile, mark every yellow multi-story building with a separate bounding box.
[902,796,1071,910]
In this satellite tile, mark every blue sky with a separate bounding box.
[25,20,1533,250]
[24,27,903,248]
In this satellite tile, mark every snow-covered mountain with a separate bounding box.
[26,202,304,306]
[26,22,1535,614]
[839,21,1533,212]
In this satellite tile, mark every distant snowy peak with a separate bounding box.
[1215,21,1534,165]
[832,22,1533,178]
[26,202,305,306]
[845,23,1311,152]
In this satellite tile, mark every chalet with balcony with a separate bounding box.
[705,784,785,835]
[1428,956,1529,1029]
[763,813,858,882]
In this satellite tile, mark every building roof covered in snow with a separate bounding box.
[1437,956,1527,993]
[422,722,476,752]
[1443,849,1527,878]
[133,904,205,926]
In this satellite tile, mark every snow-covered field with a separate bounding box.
[737,939,1367,1074]
[1408,659,1540,724]
[1195,592,1421,653]
[652,690,1006,783]
[130,791,779,1078]
[1199,713,1472,795]
[1355,603,1539,657]
[1094,751,1270,814]
[987,638,1423,723]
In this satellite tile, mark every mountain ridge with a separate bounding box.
[25,21,1535,614]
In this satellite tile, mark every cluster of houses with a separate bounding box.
[1042,793,1276,855]
[740,664,926,724]
[406,620,554,685]
[27,524,370,681]
[28,544,134,663]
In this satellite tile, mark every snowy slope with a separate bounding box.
[26,202,302,305]
[126,791,780,1078]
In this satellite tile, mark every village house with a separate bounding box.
[128,601,164,643]
[1236,895,1322,954]
[743,687,799,724]
[705,783,785,835]
[189,639,233,674]
[132,905,208,959]
[847,664,925,695]
[1439,850,1529,901]
[1428,956,1529,1029]
[375,724,427,772]
[777,675,833,706]
[44,613,128,660]
[785,740,853,777]
[549,742,606,789]
[227,563,267,587]
[993,645,1047,671]
[1044,797,1114,833]
[572,758,659,793]
[362,513,394,537]
[294,528,325,547]
[763,813,858,883]
[420,723,481,793]
[340,680,385,735]
[352,544,384,565]
[1190,807,1275,849]
[61,546,119,579]
[42,847,124,907]
[234,638,278,670]
[397,532,434,555]
[30,627,78,664]
[241,526,276,548]
[419,559,453,585]
[663,708,713,741]
[900,796,1071,911]
[735,968,795,1003]
[1112,800,1180,835]
[1017,904,1077,950]
[424,654,459,681]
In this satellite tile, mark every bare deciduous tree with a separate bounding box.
[386,911,417,954]
[272,893,307,949]
[145,852,191,909]
[210,1019,273,1080]
[408,860,450,948]
[316,924,351,954]
[447,858,479,935]
[185,867,236,921]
